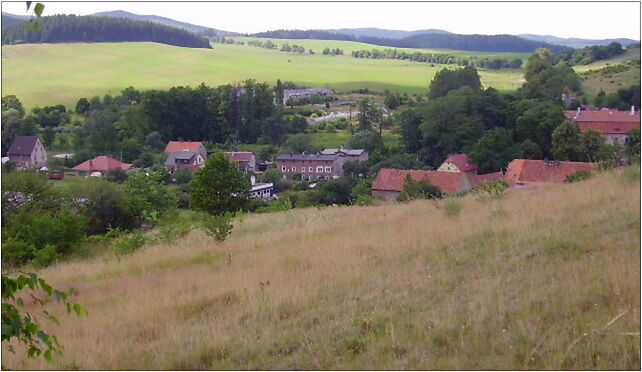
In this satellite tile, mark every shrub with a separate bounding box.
[114,232,148,255]
[477,180,509,199]
[173,168,194,184]
[33,244,60,268]
[397,174,443,202]
[565,170,593,183]
[2,238,36,266]
[202,213,234,242]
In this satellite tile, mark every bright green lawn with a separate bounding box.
[2,42,525,109]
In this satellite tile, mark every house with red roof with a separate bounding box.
[164,141,206,153]
[164,141,208,172]
[72,156,132,176]
[224,151,256,173]
[372,168,473,201]
[469,172,505,188]
[565,107,640,144]
[505,159,595,186]
[437,153,479,176]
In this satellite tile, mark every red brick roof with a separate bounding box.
[72,156,132,172]
[442,153,478,172]
[565,109,640,123]
[372,168,467,194]
[224,151,254,162]
[470,172,505,187]
[505,159,595,185]
[164,141,204,153]
[576,121,639,134]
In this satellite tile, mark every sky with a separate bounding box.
[2,1,640,40]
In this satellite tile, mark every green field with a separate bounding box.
[2,42,525,108]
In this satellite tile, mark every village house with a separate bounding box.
[565,107,640,144]
[283,88,334,105]
[7,136,47,169]
[164,141,208,156]
[164,151,205,171]
[437,153,479,176]
[371,168,473,201]
[319,148,369,162]
[505,159,595,187]
[250,182,275,200]
[224,151,256,173]
[469,172,505,187]
[72,155,132,176]
[276,153,345,180]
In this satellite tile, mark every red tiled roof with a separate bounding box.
[576,121,639,134]
[72,156,132,172]
[505,159,595,185]
[565,109,640,123]
[442,153,478,172]
[372,168,467,194]
[164,141,204,153]
[470,172,505,187]
[224,151,254,162]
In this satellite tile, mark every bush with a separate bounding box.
[202,213,234,242]
[33,244,60,268]
[477,180,509,199]
[114,232,148,255]
[565,170,593,183]
[173,168,194,184]
[2,238,36,266]
[397,174,443,202]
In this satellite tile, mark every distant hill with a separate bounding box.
[92,10,238,36]
[250,29,570,53]
[1,14,212,48]
[1,12,33,26]
[327,27,452,39]
[519,34,639,49]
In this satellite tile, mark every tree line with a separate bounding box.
[1,14,212,48]
[250,29,570,53]
[552,42,627,65]
[350,48,522,69]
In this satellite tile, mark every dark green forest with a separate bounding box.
[1,14,212,48]
[250,29,570,53]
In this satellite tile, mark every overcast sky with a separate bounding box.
[2,1,640,40]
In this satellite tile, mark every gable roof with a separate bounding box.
[320,148,367,156]
[470,171,505,187]
[224,151,254,162]
[276,153,337,162]
[565,109,640,123]
[164,151,199,166]
[7,136,41,156]
[576,121,639,134]
[505,159,595,185]
[72,156,132,172]
[372,168,468,194]
[164,141,204,153]
[442,153,478,172]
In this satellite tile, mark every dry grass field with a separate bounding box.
[2,167,640,370]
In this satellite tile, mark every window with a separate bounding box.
[292,167,297,172]
[309,167,313,172]
[301,167,305,172]
[281,166,286,172]
[316,166,324,172]
[325,166,331,173]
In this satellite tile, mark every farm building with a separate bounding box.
[7,136,47,169]
[565,107,640,144]
[164,151,205,172]
[437,153,479,176]
[505,159,595,186]
[319,148,369,162]
[72,156,132,176]
[224,151,256,173]
[276,153,344,180]
[372,168,473,201]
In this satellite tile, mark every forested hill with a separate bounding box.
[1,14,212,48]
[250,29,571,53]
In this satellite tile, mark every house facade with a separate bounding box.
[72,156,132,176]
[505,159,595,186]
[250,182,275,200]
[372,168,473,201]
[276,153,344,180]
[565,107,640,144]
[7,136,47,169]
[224,151,256,173]
[164,151,205,171]
[437,153,478,176]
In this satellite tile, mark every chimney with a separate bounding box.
[631,105,635,115]
[576,106,580,116]
[250,175,256,185]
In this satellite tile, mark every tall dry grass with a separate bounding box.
[3,168,640,370]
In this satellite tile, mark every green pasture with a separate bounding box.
[2,41,524,109]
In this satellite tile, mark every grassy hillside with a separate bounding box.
[573,49,641,98]
[3,167,639,370]
[2,42,524,108]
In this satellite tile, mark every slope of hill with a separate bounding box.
[519,34,639,49]
[250,29,570,53]
[327,28,452,39]
[1,14,211,48]
[3,167,639,370]
[1,12,33,26]
[1,42,525,108]
[92,10,238,36]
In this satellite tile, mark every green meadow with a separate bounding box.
[2,41,525,108]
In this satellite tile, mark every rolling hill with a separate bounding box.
[2,167,639,370]
[327,28,452,39]
[519,34,639,49]
[92,10,238,36]
[1,41,526,108]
